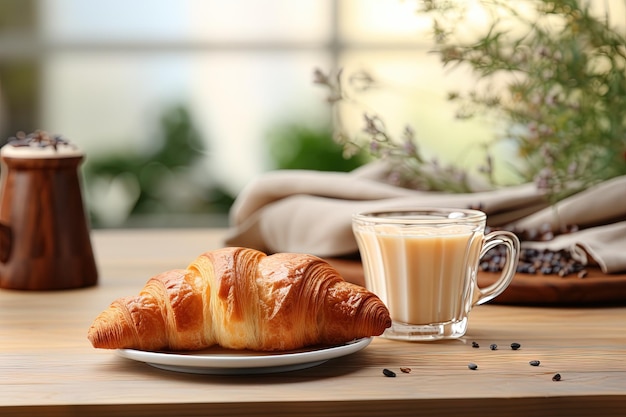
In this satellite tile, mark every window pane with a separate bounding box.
[186,0,333,43]
[189,51,332,193]
[340,0,626,44]
[42,51,331,195]
[41,0,333,43]
[339,0,432,44]
[40,0,188,42]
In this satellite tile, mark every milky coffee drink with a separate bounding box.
[352,209,519,341]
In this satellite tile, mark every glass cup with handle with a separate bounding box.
[352,208,520,341]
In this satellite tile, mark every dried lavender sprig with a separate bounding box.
[313,68,483,194]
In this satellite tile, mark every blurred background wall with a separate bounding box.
[2,0,621,228]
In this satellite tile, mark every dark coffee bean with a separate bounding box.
[526,248,539,257]
[472,341,479,348]
[489,343,498,350]
[382,368,396,377]
[468,363,478,370]
[510,342,521,350]
[478,226,584,276]
[552,373,561,381]
[529,360,541,366]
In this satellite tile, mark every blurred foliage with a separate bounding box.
[317,1,626,202]
[266,124,370,172]
[314,68,480,193]
[83,106,234,227]
[420,0,626,201]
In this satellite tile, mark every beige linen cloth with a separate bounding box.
[225,162,626,274]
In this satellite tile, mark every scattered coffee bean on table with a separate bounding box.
[510,342,521,350]
[552,373,562,381]
[489,344,498,350]
[529,360,541,366]
[468,363,478,370]
[472,341,480,348]
[382,368,396,377]
[400,367,411,373]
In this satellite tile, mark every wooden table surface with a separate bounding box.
[1,228,625,417]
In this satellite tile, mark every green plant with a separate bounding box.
[314,69,478,192]
[425,0,626,201]
[318,0,626,202]
[83,105,233,227]
[266,123,369,172]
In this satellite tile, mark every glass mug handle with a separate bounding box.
[474,231,520,306]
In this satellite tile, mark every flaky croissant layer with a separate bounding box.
[88,247,391,352]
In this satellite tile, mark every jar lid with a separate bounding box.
[1,131,83,159]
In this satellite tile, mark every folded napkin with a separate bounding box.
[225,162,626,274]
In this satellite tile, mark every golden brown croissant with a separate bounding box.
[87,247,391,352]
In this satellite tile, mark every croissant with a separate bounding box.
[88,247,391,352]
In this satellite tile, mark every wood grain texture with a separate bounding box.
[1,228,625,417]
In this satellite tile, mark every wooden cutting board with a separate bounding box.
[325,258,626,306]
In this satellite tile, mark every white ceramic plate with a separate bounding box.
[117,337,372,375]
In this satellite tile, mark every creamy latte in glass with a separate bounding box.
[352,208,519,341]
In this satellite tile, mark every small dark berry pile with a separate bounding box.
[7,130,70,151]
[479,224,587,277]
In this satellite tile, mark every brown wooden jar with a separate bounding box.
[0,135,98,290]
